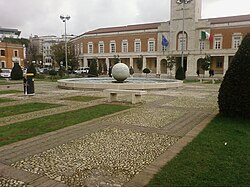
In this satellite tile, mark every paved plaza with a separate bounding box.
[0,81,219,187]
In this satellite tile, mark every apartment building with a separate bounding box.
[0,42,25,69]
[71,0,250,76]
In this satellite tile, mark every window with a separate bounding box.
[77,44,80,55]
[110,41,116,53]
[134,40,141,52]
[214,37,222,49]
[232,36,241,49]
[178,33,187,51]
[216,61,223,68]
[1,61,5,68]
[122,41,128,53]
[199,40,205,50]
[99,42,104,53]
[148,40,155,52]
[74,45,77,55]
[14,50,18,57]
[0,49,5,56]
[80,43,83,54]
[88,43,93,54]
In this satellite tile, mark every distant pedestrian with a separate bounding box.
[129,66,134,77]
[209,69,212,77]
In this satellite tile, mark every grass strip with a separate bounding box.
[0,98,16,103]
[62,96,103,102]
[0,102,62,118]
[0,104,130,147]
[0,90,22,94]
[147,115,250,186]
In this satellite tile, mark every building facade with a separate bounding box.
[29,34,75,67]
[70,0,250,76]
[0,27,21,40]
[0,42,25,69]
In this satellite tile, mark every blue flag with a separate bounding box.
[162,35,169,47]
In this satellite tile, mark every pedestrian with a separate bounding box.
[129,66,134,77]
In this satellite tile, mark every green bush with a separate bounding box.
[88,59,98,77]
[175,66,186,80]
[11,63,23,80]
[218,33,250,118]
[143,68,150,77]
[27,63,37,76]
[49,69,57,76]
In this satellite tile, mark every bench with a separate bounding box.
[198,77,218,84]
[104,89,147,104]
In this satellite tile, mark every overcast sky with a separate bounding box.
[0,0,249,38]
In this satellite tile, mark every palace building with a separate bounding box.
[70,0,250,76]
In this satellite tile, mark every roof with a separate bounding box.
[84,22,163,35]
[0,27,21,36]
[201,14,250,24]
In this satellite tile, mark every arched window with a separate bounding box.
[177,32,187,51]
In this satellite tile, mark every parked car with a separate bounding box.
[0,69,11,78]
[74,67,89,74]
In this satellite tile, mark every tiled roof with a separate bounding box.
[84,22,163,35]
[201,14,250,24]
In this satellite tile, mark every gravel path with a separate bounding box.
[0,81,220,187]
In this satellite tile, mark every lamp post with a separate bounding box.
[60,15,70,71]
[176,0,192,68]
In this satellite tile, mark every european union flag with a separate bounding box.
[162,35,169,47]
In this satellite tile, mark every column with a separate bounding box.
[156,57,161,74]
[129,57,133,68]
[142,56,147,70]
[223,55,229,75]
[105,58,110,70]
[84,57,88,67]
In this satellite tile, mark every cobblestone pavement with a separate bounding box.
[0,81,219,187]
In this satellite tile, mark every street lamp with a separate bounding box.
[60,15,70,71]
[176,0,192,68]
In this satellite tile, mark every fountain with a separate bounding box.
[58,63,183,90]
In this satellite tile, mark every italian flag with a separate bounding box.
[201,31,213,42]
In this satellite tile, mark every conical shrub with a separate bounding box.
[175,66,185,80]
[218,33,250,118]
[11,63,23,80]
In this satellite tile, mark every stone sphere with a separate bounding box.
[112,63,130,82]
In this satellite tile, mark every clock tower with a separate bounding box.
[170,0,202,51]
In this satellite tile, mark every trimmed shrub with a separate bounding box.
[143,68,150,77]
[11,63,23,80]
[175,66,186,80]
[27,63,37,76]
[218,33,250,118]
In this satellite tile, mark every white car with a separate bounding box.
[0,69,11,78]
[74,67,89,74]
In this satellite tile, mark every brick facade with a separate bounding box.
[0,42,25,69]
[70,0,250,77]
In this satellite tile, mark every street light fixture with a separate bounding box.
[60,15,70,71]
[176,0,192,68]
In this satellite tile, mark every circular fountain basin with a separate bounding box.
[58,77,183,90]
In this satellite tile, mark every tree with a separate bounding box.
[165,55,176,77]
[11,63,23,80]
[175,66,185,80]
[200,55,211,77]
[218,33,250,118]
[88,58,98,77]
[51,43,65,66]
[114,55,120,64]
[143,68,150,77]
